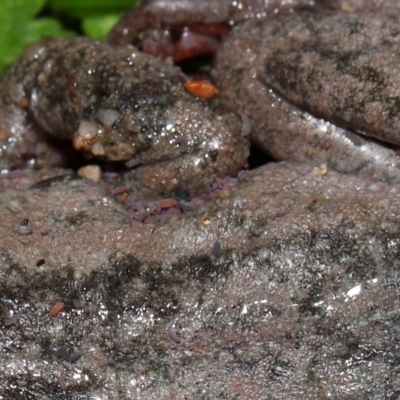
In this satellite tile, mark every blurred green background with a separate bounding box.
[0,0,137,72]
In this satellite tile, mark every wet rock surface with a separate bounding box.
[262,13,400,145]
[2,163,400,398]
[3,2,400,399]
[322,0,400,13]
[215,13,400,184]
[0,36,248,200]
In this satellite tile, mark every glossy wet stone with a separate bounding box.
[322,0,400,13]
[107,0,320,49]
[2,2,400,398]
[0,37,248,199]
[215,15,400,184]
[1,163,400,398]
[262,12,400,145]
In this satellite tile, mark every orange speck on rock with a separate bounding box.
[49,302,64,317]
[184,80,217,99]
[18,98,29,108]
[140,367,149,374]
[0,129,10,141]
[118,192,129,204]
[202,217,211,226]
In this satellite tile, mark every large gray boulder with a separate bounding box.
[1,162,400,399]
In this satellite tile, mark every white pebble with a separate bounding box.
[78,120,98,140]
[97,109,119,126]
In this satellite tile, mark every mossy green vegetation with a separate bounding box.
[0,0,137,72]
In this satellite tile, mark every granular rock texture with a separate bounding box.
[0,36,248,199]
[3,3,400,399]
[262,13,400,145]
[215,13,400,186]
[1,163,400,399]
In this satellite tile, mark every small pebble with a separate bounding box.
[168,327,181,344]
[212,241,222,258]
[124,157,141,168]
[250,228,264,237]
[17,219,33,235]
[112,185,127,195]
[274,209,289,218]
[4,310,22,326]
[168,365,176,383]
[202,217,211,227]
[77,165,101,182]
[59,376,66,390]
[69,350,84,363]
[313,163,328,177]
[58,346,69,361]
[241,112,252,136]
[49,302,64,317]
